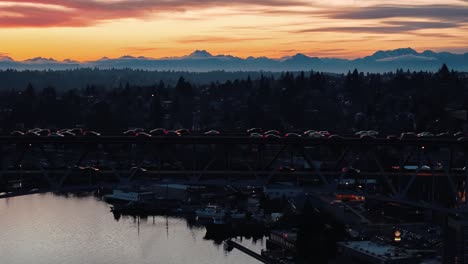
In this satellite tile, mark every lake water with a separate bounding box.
[0,193,264,264]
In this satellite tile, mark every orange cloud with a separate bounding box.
[176,36,272,44]
[0,1,467,60]
[0,0,311,27]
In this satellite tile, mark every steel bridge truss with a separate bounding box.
[0,136,466,212]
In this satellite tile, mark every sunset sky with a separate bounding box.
[1,0,467,61]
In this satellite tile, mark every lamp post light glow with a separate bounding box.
[394,230,402,242]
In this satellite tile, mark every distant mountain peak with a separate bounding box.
[188,50,213,58]
[422,50,436,55]
[376,54,437,62]
[0,56,13,61]
[1,48,467,72]
[280,53,310,61]
[63,58,78,63]
[292,53,310,59]
[119,55,136,59]
[24,57,57,63]
[371,48,418,59]
[394,47,417,54]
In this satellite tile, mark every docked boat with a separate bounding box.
[205,217,232,234]
[195,205,227,219]
[144,198,181,214]
[110,201,144,215]
[104,189,154,203]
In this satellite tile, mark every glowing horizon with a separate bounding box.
[1,0,467,61]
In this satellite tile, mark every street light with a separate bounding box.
[394,229,402,242]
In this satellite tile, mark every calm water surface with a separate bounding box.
[0,193,264,264]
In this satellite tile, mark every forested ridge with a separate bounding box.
[0,65,466,133]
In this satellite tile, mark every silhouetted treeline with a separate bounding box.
[0,68,278,90]
[0,65,467,133]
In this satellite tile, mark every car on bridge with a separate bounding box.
[62,131,76,137]
[417,132,434,138]
[360,134,376,141]
[285,133,302,138]
[135,132,152,138]
[25,131,40,137]
[123,129,137,136]
[308,131,327,138]
[150,128,168,136]
[303,130,316,136]
[166,130,181,136]
[355,130,379,137]
[84,131,101,137]
[204,130,220,135]
[247,128,263,134]
[10,131,24,136]
[69,128,84,136]
[176,129,190,135]
[264,130,281,136]
[249,133,263,138]
[400,132,417,140]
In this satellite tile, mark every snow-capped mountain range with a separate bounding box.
[1,48,467,72]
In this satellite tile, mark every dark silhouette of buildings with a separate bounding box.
[444,216,468,264]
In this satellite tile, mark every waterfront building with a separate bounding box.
[337,241,420,264]
[267,230,297,253]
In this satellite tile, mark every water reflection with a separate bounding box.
[0,193,264,264]
[112,210,265,246]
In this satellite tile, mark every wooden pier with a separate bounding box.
[225,240,279,264]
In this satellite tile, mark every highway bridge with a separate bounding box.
[0,135,467,213]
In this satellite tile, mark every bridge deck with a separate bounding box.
[0,136,465,146]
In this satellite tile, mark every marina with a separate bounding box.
[0,192,265,264]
